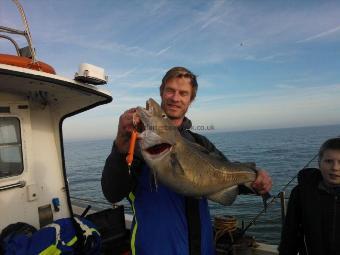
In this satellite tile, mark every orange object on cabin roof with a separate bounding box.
[0,54,56,74]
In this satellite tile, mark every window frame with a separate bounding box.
[0,116,24,178]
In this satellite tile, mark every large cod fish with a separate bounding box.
[136,98,259,205]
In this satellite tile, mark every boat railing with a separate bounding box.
[278,191,287,225]
[0,0,36,61]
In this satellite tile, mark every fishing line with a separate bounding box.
[240,152,319,236]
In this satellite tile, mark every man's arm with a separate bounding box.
[101,108,142,203]
[101,142,134,203]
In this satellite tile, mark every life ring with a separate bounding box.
[0,54,56,74]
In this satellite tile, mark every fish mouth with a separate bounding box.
[145,143,172,156]
[139,130,174,159]
[137,98,175,159]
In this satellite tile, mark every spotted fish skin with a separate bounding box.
[137,98,257,205]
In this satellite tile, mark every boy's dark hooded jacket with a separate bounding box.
[279,168,340,255]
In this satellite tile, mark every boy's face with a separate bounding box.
[320,149,340,187]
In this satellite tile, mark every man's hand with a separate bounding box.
[115,108,140,153]
[252,169,272,194]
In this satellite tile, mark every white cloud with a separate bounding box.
[156,46,172,56]
[297,25,340,43]
[275,84,296,89]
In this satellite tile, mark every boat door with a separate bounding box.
[0,92,72,231]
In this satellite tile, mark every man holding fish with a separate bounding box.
[102,66,272,255]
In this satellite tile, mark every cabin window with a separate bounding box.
[0,117,23,178]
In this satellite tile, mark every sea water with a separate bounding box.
[64,124,340,244]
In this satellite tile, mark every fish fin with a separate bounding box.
[183,139,234,168]
[153,173,158,191]
[183,139,257,173]
[184,139,226,161]
[170,153,185,175]
[183,139,213,155]
[238,183,257,194]
[235,162,256,169]
[207,186,239,205]
[148,170,159,192]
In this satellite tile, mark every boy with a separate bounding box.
[279,138,340,255]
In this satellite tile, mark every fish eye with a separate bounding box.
[161,113,167,119]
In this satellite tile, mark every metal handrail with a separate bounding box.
[0,180,26,191]
[0,0,36,61]
[0,34,21,55]
[0,26,26,35]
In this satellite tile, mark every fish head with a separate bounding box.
[136,98,179,163]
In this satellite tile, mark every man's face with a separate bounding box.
[161,77,193,125]
[320,149,340,187]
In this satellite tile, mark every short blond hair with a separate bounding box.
[318,137,340,161]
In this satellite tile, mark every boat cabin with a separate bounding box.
[0,12,112,232]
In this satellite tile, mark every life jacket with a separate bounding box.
[1,217,100,255]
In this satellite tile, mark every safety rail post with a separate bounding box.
[279,191,286,226]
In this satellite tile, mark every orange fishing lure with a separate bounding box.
[126,129,138,173]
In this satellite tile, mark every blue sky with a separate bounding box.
[2,1,340,140]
